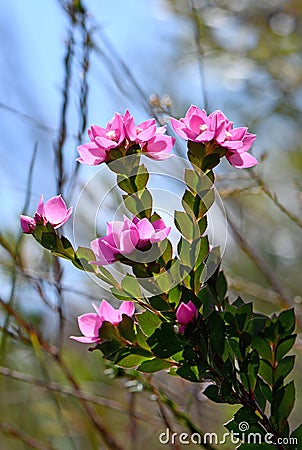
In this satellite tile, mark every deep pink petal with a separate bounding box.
[20,215,36,233]
[99,300,120,324]
[136,218,155,240]
[53,207,72,229]
[95,136,118,150]
[239,132,257,153]
[176,302,197,325]
[124,113,137,141]
[107,221,124,236]
[120,229,139,254]
[77,313,102,337]
[36,195,45,216]
[136,124,157,143]
[226,151,259,169]
[144,135,175,159]
[69,335,101,343]
[119,301,135,318]
[90,238,118,265]
[170,118,190,140]
[77,143,107,165]
[88,125,107,140]
[152,219,166,231]
[150,227,171,243]
[44,196,68,225]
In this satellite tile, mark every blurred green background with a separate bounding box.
[0,0,302,448]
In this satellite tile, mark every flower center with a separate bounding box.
[225,131,232,139]
[199,124,208,132]
[106,130,117,141]
[136,127,143,134]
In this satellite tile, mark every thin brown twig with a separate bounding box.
[249,170,302,229]
[0,423,56,450]
[225,212,295,313]
[0,296,125,450]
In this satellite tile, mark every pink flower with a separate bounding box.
[176,301,197,333]
[90,216,171,266]
[77,110,174,165]
[77,113,125,165]
[170,105,258,169]
[170,105,216,143]
[20,195,72,234]
[70,300,135,344]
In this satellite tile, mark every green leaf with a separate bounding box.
[272,381,295,430]
[290,424,302,450]
[176,364,199,382]
[182,190,195,217]
[134,164,149,190]
[117,175,135,194]
[73,246,96,272]
[278,308,295,334]
[234,406,259,424]
[97,340,123,359]
[174,211,195,242]
[168,285,181,305]
[147,323,182,358]
[252,336,272,361]
[118,314,136,343]
[201,153,220,171]
[184,168,199,191]
[207,311,226,356]
[247,350,260,391]
[121,274,141,298]
[203,385,224,403]
[95,266,120,288]
[259,379,272,403]
[275,335,296,362]
[276,355,295,383]
[236,302,253,332]
[187,141,206,168]
[215,271,227,303]
[136,310,161,336]
[259,359,273,385]
[117,354,150,368]
[98,321,120,341]
[149,296,171,312]
[138,358,172,373]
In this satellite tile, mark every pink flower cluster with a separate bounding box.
[70,300,135,344]
[176,301,198,333]
[77,110,175,165]
[91,216,171,266]
[170,105,258,169]
[20,195,72,234]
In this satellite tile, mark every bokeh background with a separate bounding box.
[0,0,302,449]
